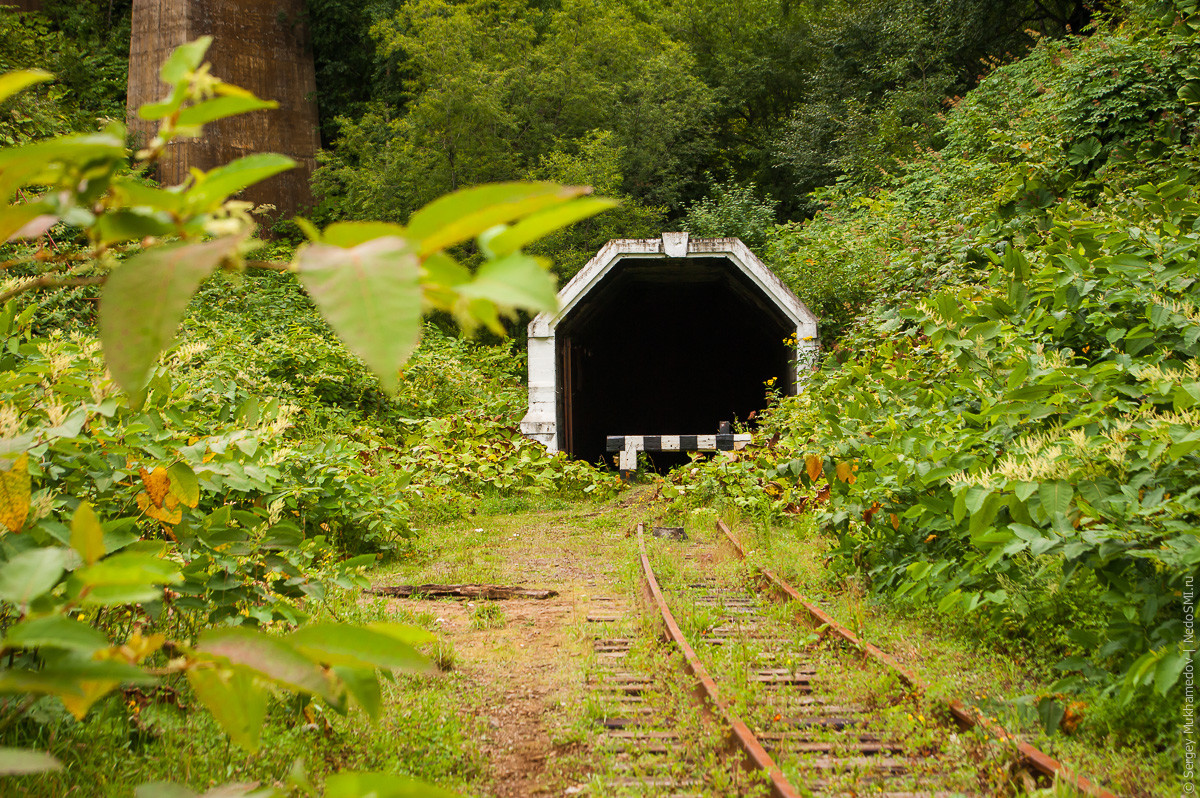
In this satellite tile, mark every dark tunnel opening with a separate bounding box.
[555,257,796,467]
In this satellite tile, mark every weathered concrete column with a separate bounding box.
[127,0,320,224]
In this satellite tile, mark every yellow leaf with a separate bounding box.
[59,680,118,720]
[118,631,166,663]
[0,454,31,533]
[139,467,170,508]
[805,455,823,482]
[890,513,900,531]
[136,492,182,525]
[835,461,853,483]
[70,502,105,565]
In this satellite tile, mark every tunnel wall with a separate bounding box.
[521,233,819,464]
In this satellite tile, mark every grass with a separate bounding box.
[467,602,506,630]
[5,592,485,797]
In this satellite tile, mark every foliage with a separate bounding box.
[0,4,128,143]
[0,35,614,792]
[681,179,777,251]
[312,0,713,241]
[662,0,1200,751]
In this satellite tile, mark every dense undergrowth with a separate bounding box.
[666,0,1200,764]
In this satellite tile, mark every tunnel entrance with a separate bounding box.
[521,234,819,468]
[557,258,796,465]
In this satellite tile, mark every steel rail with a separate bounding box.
[715,519,1120,798]
[636,523,802,798]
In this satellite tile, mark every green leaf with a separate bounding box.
[323,772,460,798]
[0,203,55,242]
[167,462,200,508]
[160,37,212,85]
[457,253,558,315]
[72,550,181,606]
[0,133,126,200]
[406,182,591,256]
[287,624,433,672]
[322,221,408,248]
[175,96,277,128]
[94,209,176,245]
[1179,80,1200,105]
[0,657,149,695]
[70,502,105,566]
[295,238,421,393]
[187,666,268,751]
[197,628,335,702]
[1039,481,1074,519]
[0,548,66,606]
[964,320,1001,341]
[1067,136,1101,165]
[99,235,241,393]
[3,616,108,653]
[0,70,53,106]
[186,154,296,213]
[365,622,437,647]
[485,196,618,255]
[0,747,62,775]
[333,666,382,719]
[1154,651,1187,695]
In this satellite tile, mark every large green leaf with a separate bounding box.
[4,616,108,653]
[295,238,421,393]
[196,628,335,702]
[367,622,437,646]
[287,624,433,672]
[175,96,278,128]
[72,550,181,606]
[0,548,66,606]
[485,196,617,256]
[0,133,125,200]
[0,70,53,106]
[457,253,558,315]
[185,154,296,213]
[322,221,408,248]
[0,747,62,775]
[405,182,591,256]
[187,666,268,751]
[99,235,241,393]
[1039,481,1074,520]
[0,203,54,242]
[160,37,212,84]
[333,666,383,719]
[0,657,149,695]
[94,209,176,245]
[324,773,460,798]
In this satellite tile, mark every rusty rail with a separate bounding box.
[715,519,1120,798]
[636,523,801,798]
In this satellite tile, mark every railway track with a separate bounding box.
[576,520,1119,797]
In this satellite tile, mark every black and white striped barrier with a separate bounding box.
[606,434,753,473]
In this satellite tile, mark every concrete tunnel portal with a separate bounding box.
[521,234,820,468]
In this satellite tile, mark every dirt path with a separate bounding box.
[372,498,647,796]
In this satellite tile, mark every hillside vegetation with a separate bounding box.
[667,0,1200,771]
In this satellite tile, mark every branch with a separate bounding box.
[0,274,107,304]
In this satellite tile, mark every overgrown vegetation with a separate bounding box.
[665,0,1200,772]
[0,32,617,796]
